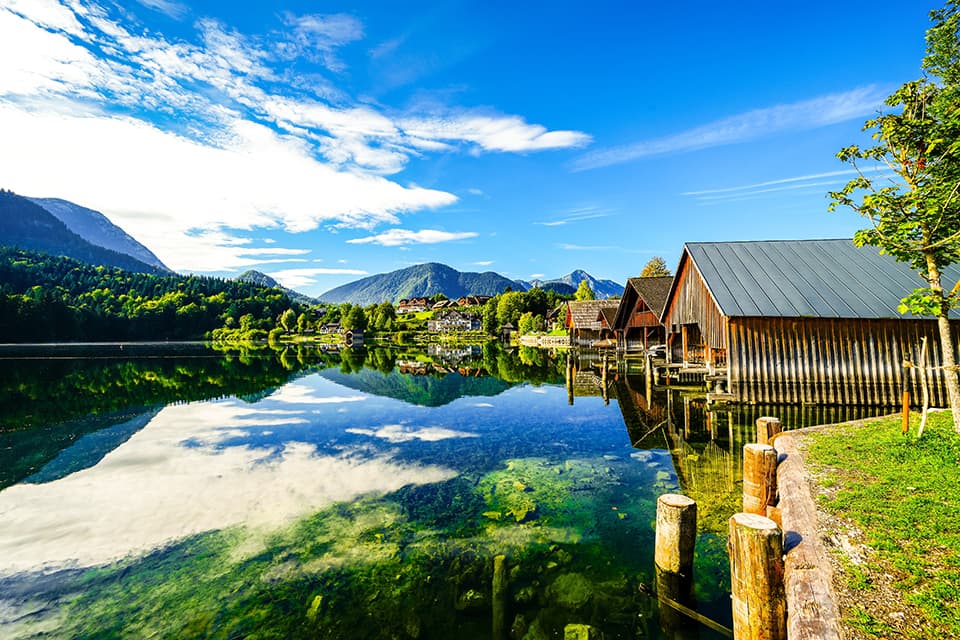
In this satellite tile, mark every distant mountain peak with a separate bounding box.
[0,191,165,275]
[28,196,171,272]
[319,262,517,305]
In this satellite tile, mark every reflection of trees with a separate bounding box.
[0,343,329,489]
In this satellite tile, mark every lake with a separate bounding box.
[0,343,887,639]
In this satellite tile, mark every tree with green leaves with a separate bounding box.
[574,280,595,301]
[829,1,960,429]
[280,308,297,333]
[640,256,672,278]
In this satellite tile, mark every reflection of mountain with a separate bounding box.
[318,367,513,407]
[0,344,322,489]
[24,410,160,485]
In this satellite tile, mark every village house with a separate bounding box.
[427,309,481,333]
[611,276,672,353]
[659,239,960,406]
[397,298,429,314]
[565,300,620,346]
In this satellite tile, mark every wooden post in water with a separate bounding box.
[743,444,778,515]
[655,494,697,636]
[655,493,697,575]
[492,554,508,640]
[756,416,781,445]
[728,513,786,640]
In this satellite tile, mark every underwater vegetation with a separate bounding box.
[8,454,731,640]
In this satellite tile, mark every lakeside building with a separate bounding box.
[659,239,960,406]
[565,300,620,347]
[611,276,672,354]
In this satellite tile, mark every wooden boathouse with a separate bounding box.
[660,239,960,406]
[565,300,620,346]
[611,276,672,353]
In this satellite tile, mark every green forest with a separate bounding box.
[0,246,298,341]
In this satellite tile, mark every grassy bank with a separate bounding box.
[801,412,960,638]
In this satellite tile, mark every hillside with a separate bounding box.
[0,246,293,342]
[0,190,164,275]
[319,262,518,305]
[237,270,316,306]
[28,197,171,272]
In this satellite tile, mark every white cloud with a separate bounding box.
[276,12,363,70]
[529,273,545,278]
[0,400,455,574]
[346,424,479,443]
[572,85,891,171]
[267,267,370,290]
[347,229,478,247]
[0,104,456,271]
[0,1,589,272]
[267,382,367,405]
[472,260,494,267]
[401,113,591,152]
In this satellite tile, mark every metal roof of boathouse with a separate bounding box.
[680,239,960,320]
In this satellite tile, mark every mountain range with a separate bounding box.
[0,190,168,275]
[0,190,624,306]
[318,263,623,305]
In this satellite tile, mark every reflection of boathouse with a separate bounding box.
[661,239,960,405]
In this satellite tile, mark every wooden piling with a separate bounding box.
[742,444,778,515]
[654,494,697,576]
[728,513,786,640]
[755,416,781,445]
[492,554,507,640]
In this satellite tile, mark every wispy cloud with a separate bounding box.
[135,0,188,20]
[472,260,494,267]
[0,2,589,272]
[572,86,890,171]
[682,167,891,204]
[557,243,615,251]
[347,229,478,247]
[535,205,616,226]
[267,267,370,290]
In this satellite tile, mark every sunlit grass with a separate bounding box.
[805,411,960,638]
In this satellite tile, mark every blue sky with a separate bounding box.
[0,0,938,297]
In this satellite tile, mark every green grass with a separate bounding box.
[804,411,960,638]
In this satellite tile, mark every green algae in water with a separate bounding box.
[1,353,750,640]
[43,454,694,639]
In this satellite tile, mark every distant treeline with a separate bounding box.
[0,246,297,342]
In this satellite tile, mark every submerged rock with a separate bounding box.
[455,588,488,611]
[547,573,593,610]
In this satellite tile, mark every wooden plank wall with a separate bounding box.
[728,317,960,406]
[663,259,727,350]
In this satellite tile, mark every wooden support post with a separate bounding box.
[743,444,778,515]
[655,494,697,576]
[756,416,781,445]
[901,390,910,435]
[563,624,603,640]
[728,513,787,640]
[492,554,507,640]
[655,494,697,637]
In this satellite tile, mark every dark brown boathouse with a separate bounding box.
[611,276,672,353]
[660,239,960,406]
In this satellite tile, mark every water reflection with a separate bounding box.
[1,343,885,640]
